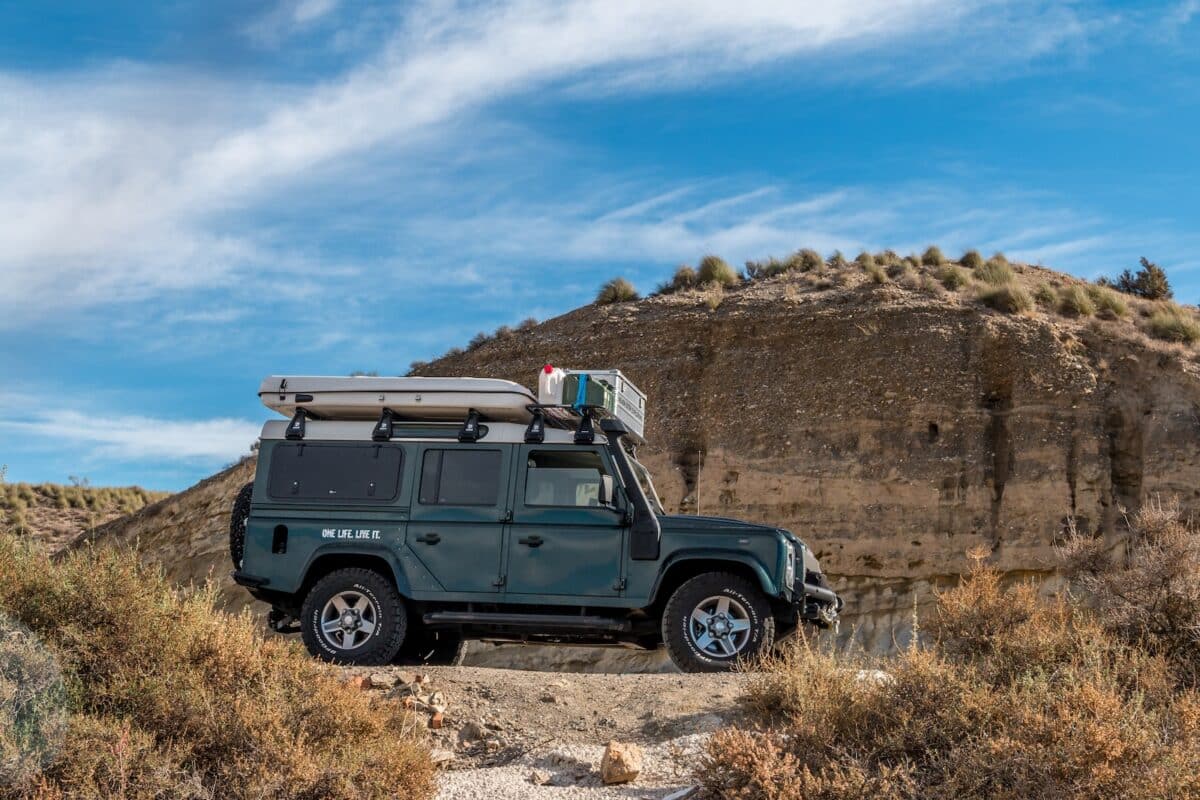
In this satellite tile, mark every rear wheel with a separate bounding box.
[662,572,774,673]
[300,568,407,665]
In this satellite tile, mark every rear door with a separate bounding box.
[406,444,512,594]
[504,444,626,598]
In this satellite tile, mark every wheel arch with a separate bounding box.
[298,548,413,600]
[646,552,779,610]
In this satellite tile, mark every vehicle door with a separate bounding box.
[504,444,626,597]
[406,444,512,593]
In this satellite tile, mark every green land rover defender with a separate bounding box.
[230,373,840,673]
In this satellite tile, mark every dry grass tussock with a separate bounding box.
[0,536,434,800]
[698,516,1200,800]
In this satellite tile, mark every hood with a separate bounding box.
[656,514,779,535]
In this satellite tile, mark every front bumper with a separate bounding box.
[794,575,843,629]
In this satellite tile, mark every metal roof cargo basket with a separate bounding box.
[553,369,646,439]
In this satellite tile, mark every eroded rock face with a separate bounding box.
[84,271,1200,658]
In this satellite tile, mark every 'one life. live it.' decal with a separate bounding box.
[322,528,382,540]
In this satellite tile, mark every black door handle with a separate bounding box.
[415,533,441,545]
[518,535,543,548]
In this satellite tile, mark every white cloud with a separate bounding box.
[0,410,260,463]
[0,0,1110,330]
[243,0,342,46]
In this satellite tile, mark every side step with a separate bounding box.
[422,611,631,633]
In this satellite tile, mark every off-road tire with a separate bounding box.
[662,572,774,673]
[394,629,468,666]
[228,482,253,569]
[300,568,407,666]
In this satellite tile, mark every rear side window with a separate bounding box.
[419,449,502,506]
[267,444,402,502]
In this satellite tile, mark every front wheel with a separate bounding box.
[300,568,407,665]
[662,572,774,673]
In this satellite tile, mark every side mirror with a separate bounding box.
[599,475,615,507]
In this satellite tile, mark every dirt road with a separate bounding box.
[344,665,752,799]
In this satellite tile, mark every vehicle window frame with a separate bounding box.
[417,447,505,507]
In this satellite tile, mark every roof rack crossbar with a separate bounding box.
[285,408,307,440]
[372,408,394,441]
[524,408,546,443]
[574,408,595,445]
[458,409,483,442]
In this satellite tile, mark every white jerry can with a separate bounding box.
[538,364,566,405]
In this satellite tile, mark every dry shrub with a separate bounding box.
[698,255,738,287]
[865,264,888,284]
[960,249,984,270]
[938,265,969,291]
[1148,304,1200,344]
[698,550,1200,800]
[978,284,1033,314]
[0,536,434,800]
[1062,500,1200,687]
[921,245,945,266]
[1057,284,1096,317]
[874,250,902,268]
[827,251,849,270]
[1033,282,1057,309]
[975,258,1014,285]
[595,277,639,304]
[794,249,824,273]
[1088,284,1130,318]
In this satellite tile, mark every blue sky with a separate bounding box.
[1,0,1199,490]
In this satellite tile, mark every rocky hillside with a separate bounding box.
[82,254,1200,655]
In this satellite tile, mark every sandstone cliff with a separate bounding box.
[423,263,1200,651]
[82,259,1200,657]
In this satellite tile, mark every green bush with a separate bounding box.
[938,265,970,291]
[697,255,738,287]
[960,249,984,270]
[979,284,1034,313]
[0,537,435,800]
[595,277,640,304]
[976,258,1014,285]
[1088,285,1130,319]
[1101,257,1173,300]
[1058,285,1096,317]
[1148,305,1200,344]
[921,245,945,266]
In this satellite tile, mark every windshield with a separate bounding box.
[625,447,665,515]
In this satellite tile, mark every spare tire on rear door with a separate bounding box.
[229,482,253,570]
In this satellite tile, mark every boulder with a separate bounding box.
[600,740,643,785]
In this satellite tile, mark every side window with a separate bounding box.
[419,449,502,506]
[267,444,402,502]
[524,450,608,508]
